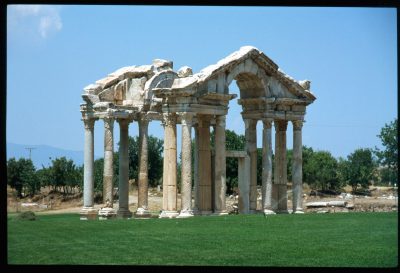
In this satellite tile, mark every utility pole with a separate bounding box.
[25,147,36,160]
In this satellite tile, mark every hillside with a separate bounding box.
[6,142,101,169]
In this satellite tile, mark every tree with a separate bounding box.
[305,150,340,191]
[340,148,377,193]
[375,118,398,184]
[50,157,80,194]
[7,158,38,197]
[224,130,246,194]
[94,158,104,194]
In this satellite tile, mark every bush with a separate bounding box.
[15,211,36,221]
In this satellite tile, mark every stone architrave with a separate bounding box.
[80,118,98,220]
[244,118,258,212]
[262,119,275,215]
[117,119,132,219]
[292,120,304,214]
[103,117,114,206]
[136,114,151,218]
[274,120,288,214]
[197,115,212,215]
[159,113,179,218]
[213,115,228,215]
[177,112,194,218]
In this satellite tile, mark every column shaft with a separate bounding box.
[214,115,227,214]
[136,115,150,216]
[193,125,200,214]
[178,113,194,217]
[103,117,114,205]
[245,119,258,211]
[262,119,274,214]
[198,115,212,214]
[83,118,95,208]
[117,119,132,218]
[292,120,304,213]
[160,113,178,218]
[274,120,288,213]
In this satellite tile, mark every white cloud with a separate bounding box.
[8,5,62,39]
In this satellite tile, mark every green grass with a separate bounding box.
[7,212,398,267]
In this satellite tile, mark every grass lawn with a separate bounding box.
[7,212,398,267]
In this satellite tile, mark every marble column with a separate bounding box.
[244,118,258,212]
[136,114,151,217]
[213,115,228,215]
[80,118,97,220]
[178,112,194,218]
[192,124,200,215]
[262,119,275,215]
[197,115,212,214]
[292,120,304,213]
[117,119,132,219]
[160,113,179,218]
[274,120,288,213]
[103,117,114,206]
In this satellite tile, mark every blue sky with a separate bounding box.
[7,5,397,163]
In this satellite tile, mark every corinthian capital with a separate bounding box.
[178,112,194,126]
[162,113,177,127]
[83,118,95,130]
[292,120,303,131]
[262,118,273,129]
[216,115,226,127]
[103,117,114,130]
[274,120,288,131]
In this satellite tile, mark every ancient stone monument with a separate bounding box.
[79,46,316,220]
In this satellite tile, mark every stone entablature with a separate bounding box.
[79,46,316,220]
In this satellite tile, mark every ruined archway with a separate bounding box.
[80,46,316,220]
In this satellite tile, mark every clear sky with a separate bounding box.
[7,5,397,161]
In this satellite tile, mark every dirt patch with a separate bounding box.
[7,185,398,215]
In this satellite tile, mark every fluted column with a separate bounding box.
[177,112,194,218]
[274,120,288,213]
[103,117,114,206]
[292,120,304,214]
[160,113,179,218]
[197,115,212,214]
[262,119,275,215]
[213,115,228,215]
[136,114,151,217]
[244,118,258,212]
[117,119,132,219]
[80,118,97,220]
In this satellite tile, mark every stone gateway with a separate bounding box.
[79,46,316,220]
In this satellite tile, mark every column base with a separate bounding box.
[249,209,260,214]
[294,209,304,214]
[198,210,213,216]
[192,207,201,215]
[276,210,289,214]
[117,209,132,219]
[134,207,152,218]
[159,210,179,218]
[263,209,276,215]
[98,207,117,220]
[177,210,194,218]
[211,210,229,216]
[80,207,98,220]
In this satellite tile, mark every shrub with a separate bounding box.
[15,211,36,221]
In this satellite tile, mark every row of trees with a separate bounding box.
[7,118,397,199]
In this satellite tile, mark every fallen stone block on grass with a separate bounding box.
[305,202,328,207]
[327,201,347,207]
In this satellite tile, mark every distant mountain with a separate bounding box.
[6,143,101,169]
